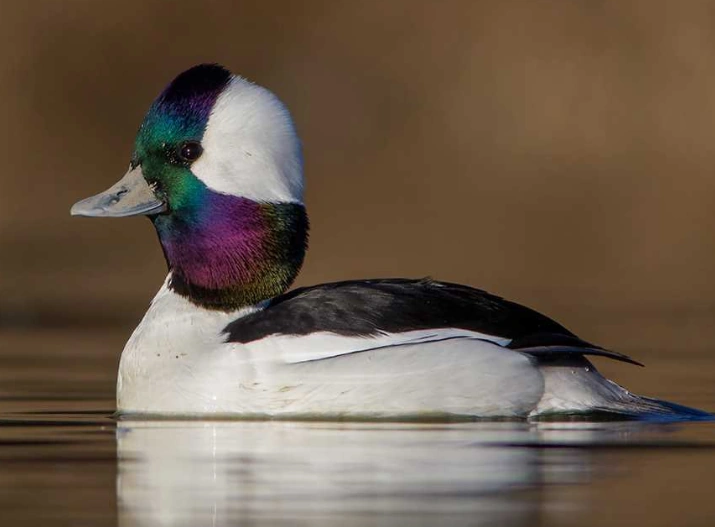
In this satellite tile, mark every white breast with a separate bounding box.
[117,276,261,414]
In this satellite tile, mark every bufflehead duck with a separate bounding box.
[71,64,709,420]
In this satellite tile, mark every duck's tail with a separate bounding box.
[622,396,714,422]
[532,357,713,422]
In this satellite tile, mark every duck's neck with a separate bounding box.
[152,194,308,312]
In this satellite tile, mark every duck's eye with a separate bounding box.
[177,141,203,163]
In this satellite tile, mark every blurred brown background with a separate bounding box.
[2,1,715,379]
[2,3,715,524]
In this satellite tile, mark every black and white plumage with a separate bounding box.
[71,64,710,420]
[224,278,640,366]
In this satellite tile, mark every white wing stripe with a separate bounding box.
[242,328,512,364]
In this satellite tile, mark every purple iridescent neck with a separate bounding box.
[152,191,308,311]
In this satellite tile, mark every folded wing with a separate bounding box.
[223,278,641,366]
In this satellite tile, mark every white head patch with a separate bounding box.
[191,76,304,203]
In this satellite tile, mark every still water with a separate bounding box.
[1,327,715,526]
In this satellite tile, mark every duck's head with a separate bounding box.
[71,64,308,311]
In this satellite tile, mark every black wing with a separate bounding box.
[223,278,641,366]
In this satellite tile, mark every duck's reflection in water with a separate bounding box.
[117,420,646,526]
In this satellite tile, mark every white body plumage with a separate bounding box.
[118,277,650,418]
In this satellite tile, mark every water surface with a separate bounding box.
[1,328,715,526]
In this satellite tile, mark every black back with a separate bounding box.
[223,278,641,366]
